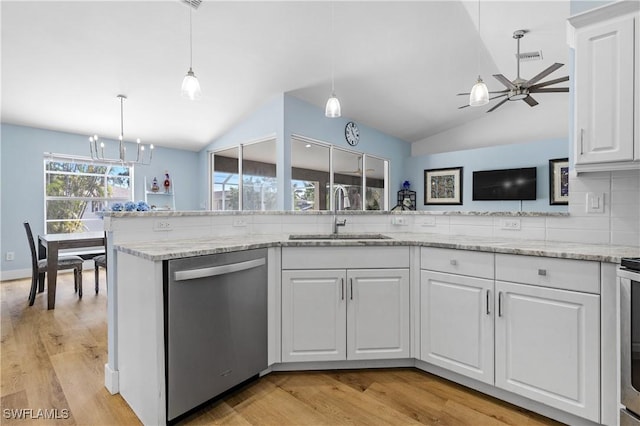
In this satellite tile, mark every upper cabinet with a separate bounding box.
[569,1,640,172]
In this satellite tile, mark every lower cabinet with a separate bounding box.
[420,248,601,423]
[494,280,600,421]
[421,270,494,384]
[282,268,410,363]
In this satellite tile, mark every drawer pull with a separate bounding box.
[450,260,458,266]
[538,269,547,276]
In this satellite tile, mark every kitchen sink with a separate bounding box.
[288,233,391,240]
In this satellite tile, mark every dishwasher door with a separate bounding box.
[165,248,268,422]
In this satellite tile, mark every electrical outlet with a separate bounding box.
[391,217,407,226]
[233,219,248,227]
[5,252,15,261]
[153,221,173,231]
[500,219,521,230]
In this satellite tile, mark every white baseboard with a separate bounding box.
[104,363,119,395]
[1,261,97,282]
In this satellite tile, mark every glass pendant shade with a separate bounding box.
[181,68,201,101]
[469,76,489,106]
[325,94,341,118]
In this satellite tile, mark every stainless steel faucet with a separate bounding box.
[332,185,349,234]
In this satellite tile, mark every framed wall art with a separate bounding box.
[424,167,463,205]
[549,158,569,205]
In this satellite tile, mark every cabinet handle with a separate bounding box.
[580,128,584,155]
[341,278,344,300]
[498,292,503,317]
[350,278,353,300]
[538,269,547,276]
[450,259,458,266]
[486,289,491,315]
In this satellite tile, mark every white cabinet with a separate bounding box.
[570,2,640,172]
[282,268,410,363]
[281,269,346,362]
[494,281,600,421]
[421,270,494,384]
[281,246,411,364]
[420,248,601,422]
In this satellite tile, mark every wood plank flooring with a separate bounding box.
[1,273,562,425]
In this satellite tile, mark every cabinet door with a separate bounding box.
[347,269,410,360]
[420,271,494,384]
[575,15,635,165]
[281,270,346,362]
[495,281,600,422]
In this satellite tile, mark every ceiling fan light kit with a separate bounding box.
[458,29,569,112]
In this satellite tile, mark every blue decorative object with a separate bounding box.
[110,202,124,212]
[403,180,411,190]
[137,201,150,211]
[124,201,137,211]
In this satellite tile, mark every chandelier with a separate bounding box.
[89,95,153,165]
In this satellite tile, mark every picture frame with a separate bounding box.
[424,167,463,205]
[549,158,569,205]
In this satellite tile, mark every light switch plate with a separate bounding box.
[500,218,521,230]
[586,192,605,213]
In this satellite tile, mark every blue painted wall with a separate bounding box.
[198,94,410,210]
[406,138,569,212]
[0,123,199,273]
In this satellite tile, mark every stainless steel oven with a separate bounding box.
[620,258,640,425]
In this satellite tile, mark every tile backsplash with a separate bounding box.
[106,169,639,249]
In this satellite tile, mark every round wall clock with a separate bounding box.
[345,121,360,146]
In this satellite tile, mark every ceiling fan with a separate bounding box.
[458,30,569,112]
[337,157,375,176]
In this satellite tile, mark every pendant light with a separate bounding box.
[325,1,341,118]
[181,1,201,100]
[469,0,489,106]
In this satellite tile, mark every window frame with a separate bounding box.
[43,153,135,234]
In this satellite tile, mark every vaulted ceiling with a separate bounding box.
[1,1,570,152]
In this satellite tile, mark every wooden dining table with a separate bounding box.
[38,232,105,310]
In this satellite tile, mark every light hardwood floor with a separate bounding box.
[1,272,562,426]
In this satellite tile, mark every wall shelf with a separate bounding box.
[144,176,176,211]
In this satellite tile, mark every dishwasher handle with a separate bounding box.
[174,258,266,281]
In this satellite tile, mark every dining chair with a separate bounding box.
[93,233,107,294]
[24,222,84,306]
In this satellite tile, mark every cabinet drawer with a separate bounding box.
[495,254,600,294]
[420,247,494,279]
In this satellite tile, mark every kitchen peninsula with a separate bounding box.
[104,210,639,426]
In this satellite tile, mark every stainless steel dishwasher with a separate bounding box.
[164,248,268,423]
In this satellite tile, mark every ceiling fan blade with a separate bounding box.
[528,76,569,90]
[493,74,517,90]
[523,63,564,88]
[486,98,509,113]
[529,87,569,93]
[523,95,539,107]
[458,93,508,110]
[457,90,509,96]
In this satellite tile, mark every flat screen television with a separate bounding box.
[472,167,537,201]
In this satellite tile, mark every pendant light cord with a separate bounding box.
[476,0,481,76]
[330,1,335,94]
[120,95,124,138]
[189,6,193,69]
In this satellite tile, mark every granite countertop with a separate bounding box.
[103,210,570,217]
[114,232,640,263]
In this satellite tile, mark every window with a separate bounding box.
[211,138,277,211]
[291,137,389,211]
[44,155,133,233]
